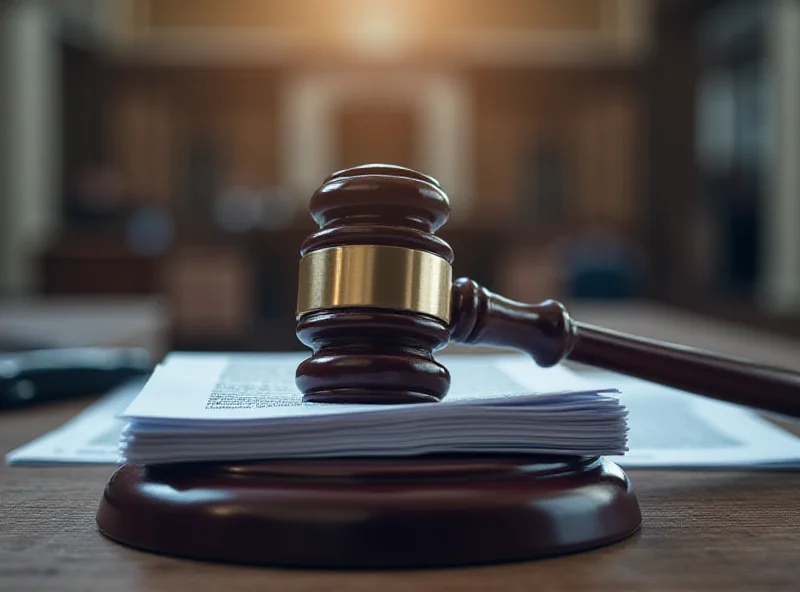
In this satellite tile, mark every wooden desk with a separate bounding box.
[2,303,800,591]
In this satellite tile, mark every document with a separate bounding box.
[584,372,800,468]
[6,353,800,468]
[118,353,628,463]
[5,379,144,464]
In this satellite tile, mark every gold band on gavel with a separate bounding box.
[296,245,453,323]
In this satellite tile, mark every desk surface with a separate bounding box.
[2,303,800,592]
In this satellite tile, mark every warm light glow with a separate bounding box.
[346,3,410,58]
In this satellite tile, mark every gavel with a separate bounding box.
[102,163,800,569]
[294,164,800,418]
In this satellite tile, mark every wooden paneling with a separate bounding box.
[423,0,610,33]
[107,69,280,208]
[161,246,255,337]
[207,106,276,189]
[571,86,639,230]
[472,71,640,232]
[108,85,173,204]
[103,66,640,236]
[61,43,107,203]
[116,0,645,68]
[473,109,528,225]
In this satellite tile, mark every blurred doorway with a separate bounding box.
[334,101,420,171]
[280,70,472,212]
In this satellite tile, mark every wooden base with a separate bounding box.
[96,455,641,569]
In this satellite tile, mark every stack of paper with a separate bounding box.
[119,353,628,464]
[8,352,800,468]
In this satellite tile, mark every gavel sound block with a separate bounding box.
[97,165,800,569]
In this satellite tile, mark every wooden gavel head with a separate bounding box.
[294,163,575,404]
[295,164,453,404]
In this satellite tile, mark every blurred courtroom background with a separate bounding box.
[1,0,799,353]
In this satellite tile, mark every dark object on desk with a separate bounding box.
[0,348,152,410]
[294,164,800,419]
[97,455,640,568]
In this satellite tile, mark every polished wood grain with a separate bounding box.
[3,305,800,591]
[96,456,640,568]
[296,309,451,404]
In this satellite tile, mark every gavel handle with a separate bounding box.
[568,323,800,418]
[450,278,800,419]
